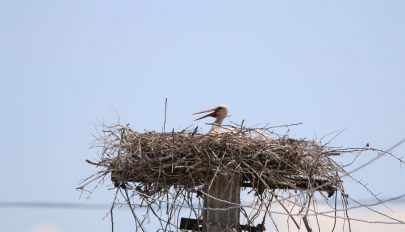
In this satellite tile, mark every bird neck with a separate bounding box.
[208,118,224,134]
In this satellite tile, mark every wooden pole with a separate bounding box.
[203,173,240,232]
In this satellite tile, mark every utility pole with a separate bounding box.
[203,173,240,232]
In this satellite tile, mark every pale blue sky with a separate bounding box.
[1,1,404,231]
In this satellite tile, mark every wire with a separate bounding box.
[2,194,405,211]
[0,201,130,210]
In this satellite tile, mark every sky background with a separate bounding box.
[1,0,405,231]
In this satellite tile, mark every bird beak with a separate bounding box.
[193,108,217,121]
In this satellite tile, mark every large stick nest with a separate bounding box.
[88,124,342,197]
[80,123,405,232]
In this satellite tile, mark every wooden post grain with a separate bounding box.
[203,173,240,232]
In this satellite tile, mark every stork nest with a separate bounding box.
[83,124,344,197]
[79,123,405,232]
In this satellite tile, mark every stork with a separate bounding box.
[193,104,229,134]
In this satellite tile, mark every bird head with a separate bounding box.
[193,104,228,122]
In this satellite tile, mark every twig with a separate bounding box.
[163,98,167,133]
